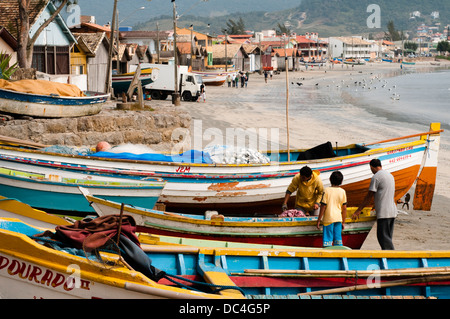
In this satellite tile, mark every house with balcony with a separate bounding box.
[328,36,372,60]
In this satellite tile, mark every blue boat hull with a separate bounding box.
[0,183,160,213]
[0,88,108,105]
[145,248,450,298]
[0,88,109,118]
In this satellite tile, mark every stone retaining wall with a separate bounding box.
[0,104,191,149]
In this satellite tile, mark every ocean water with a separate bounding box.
[342,67,450,130]
[278,66,450,154]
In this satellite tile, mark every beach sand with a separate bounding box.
[151,61,450,250]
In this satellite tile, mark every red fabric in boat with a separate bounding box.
[53,215,140,250]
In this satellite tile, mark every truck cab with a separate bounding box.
[141,64,202,102]
[180,73,202,102]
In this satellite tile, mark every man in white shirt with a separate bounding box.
[352,159,398,250]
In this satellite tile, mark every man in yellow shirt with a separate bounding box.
[317,171,347,247]
[282,166,324,216]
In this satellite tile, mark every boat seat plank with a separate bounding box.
[197,254,245,298]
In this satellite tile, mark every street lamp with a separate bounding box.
[171,0,209,105]
[119,6,146,25]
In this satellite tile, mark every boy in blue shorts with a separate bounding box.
[317,171,347,247]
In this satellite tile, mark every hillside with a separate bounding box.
[133,0,450,37]
[296,0,450,36]
[75,0,300,26]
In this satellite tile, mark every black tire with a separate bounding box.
[151,91,162,100]
[182,91,192,101]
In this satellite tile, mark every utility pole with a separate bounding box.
[106,0,118,95]
[172,0,180,105]
[156,22,160,64]
[225,31,228,72]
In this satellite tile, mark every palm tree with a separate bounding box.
[0,51,18,80]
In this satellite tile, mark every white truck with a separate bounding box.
[139,64,203,102]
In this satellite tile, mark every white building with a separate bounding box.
[328,36,372,60]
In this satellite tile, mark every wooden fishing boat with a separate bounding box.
[344,59,366,65]
[81,189,375,249]
[299,60,327,66]
[402,61,416,65]
[0,165,165,214]
[382,58,393,62]
[192,70,233,86]
[0,123,442,215]
[0,217,241,299]
[112,68,156,94]
[0,195,324,251]
[2,217,450,299]
[0,79,108,118]
[0,196,73,229]
[145,242,450,299]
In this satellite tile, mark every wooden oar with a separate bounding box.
[0,134,49,149]
[241,267,450,278]
[298,273,450,296]
[361,129,443,147]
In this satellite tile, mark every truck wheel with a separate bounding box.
[151,91,161,100]
[182,91,192,101]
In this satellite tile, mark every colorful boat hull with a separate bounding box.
[192,70,234,86]
[0,218,233,299]
[83,192,375,249]
[112,68,156,94]
[0,165,165,213]
[0,88,108,118]
[2,218,450,299]
[0,196,72,229]
[0,124,442,215]
[145,244,450,298]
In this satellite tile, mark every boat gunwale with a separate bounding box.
[140,241,450,259]
[90,195,375,228]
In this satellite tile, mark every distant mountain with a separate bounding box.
[75,0,450,38]
[74,0,301,26]
[295,0,450,37]
[139,0,450,38]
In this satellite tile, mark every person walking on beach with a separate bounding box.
[352,159,397,250]
[234,74,239,88]
[198,83,206,102]
[227,74,232,87]
[317,171,347,248]
[264,70,268,83]
[282,166,324,216]
[232,73,236,87]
